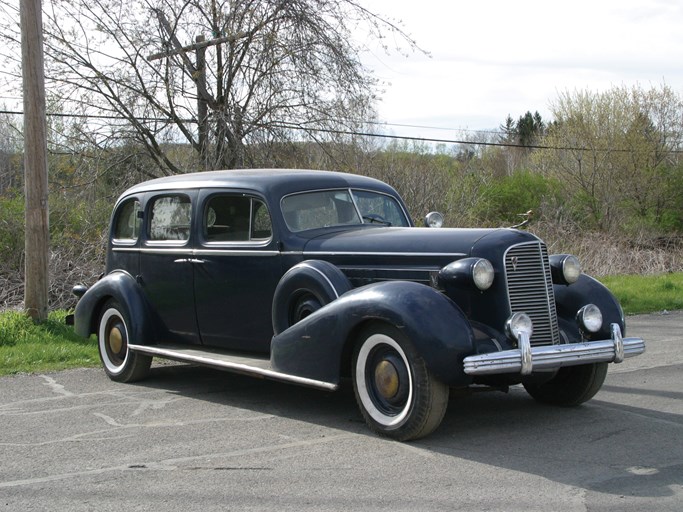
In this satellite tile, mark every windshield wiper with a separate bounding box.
[362,215,391,226]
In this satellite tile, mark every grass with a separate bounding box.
[0,273,681,376]
[0,310,99,376]
[598,272,683,315]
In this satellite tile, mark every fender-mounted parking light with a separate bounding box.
[577,304,603,333]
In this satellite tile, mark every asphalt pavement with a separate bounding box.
[1,311,681,511]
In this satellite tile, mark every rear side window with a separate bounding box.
[251,200,272,240]
[204,195,272,242]
[149,195,192,241]
[113,199,141,242]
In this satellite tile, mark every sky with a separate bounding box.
[2,0,681,146]
[360,0,683,141]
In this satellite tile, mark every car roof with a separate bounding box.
[120,168,398,200]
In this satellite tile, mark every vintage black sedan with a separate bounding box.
[72,169,645,441]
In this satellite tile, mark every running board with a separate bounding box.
[128,344,338,391]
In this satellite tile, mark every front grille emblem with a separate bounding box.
[509,256,519,272]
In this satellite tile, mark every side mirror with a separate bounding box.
[424,211,444,228]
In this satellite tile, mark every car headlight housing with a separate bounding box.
[472,259,495,290]
[549,254,581,284]
[438,258,495,291]
[577,304,603,333]
[505,312,533,340]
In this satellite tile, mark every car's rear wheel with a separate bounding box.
[523,362,608,406]
[98,300,151,383]
[289,293,322,325]
[352,323,449,441]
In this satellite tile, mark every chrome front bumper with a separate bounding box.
[463,323,645,376]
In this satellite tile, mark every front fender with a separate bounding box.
[74,271,156,343]
[271,281,475,387]
[554,274,626,340]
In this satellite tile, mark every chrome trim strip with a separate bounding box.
[338,266,440,272]
[297,262,341,299]
[463,323,645,376]
[112,247,143,253]
[113,248,279,257]
[194,249,280,257]
[303,251,467,258]
[138,248,193,255]
[129,344,338,391]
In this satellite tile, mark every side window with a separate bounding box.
[149,195,191,241]
[251,200,272,240]
[113,199,141,242]
[204,195,271,242]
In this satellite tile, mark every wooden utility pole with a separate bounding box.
[20,0,50,322]
[147,9,248,169]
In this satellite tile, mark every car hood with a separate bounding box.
[301,226,539,267]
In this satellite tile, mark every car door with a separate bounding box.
[193,190,281,353]
[139,190,200,345]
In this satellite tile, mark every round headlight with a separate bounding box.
[505,312,533,341]
[562,255,582,284]
[472,259,494,290]
[577,304,603,333]
[550,254,582,284]
[424,211,444,228]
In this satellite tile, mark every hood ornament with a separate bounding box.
[510,209,534,230]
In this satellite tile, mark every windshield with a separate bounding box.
[281,189,410,232]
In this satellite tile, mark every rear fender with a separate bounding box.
[74,271,156,343]
[271,280,475,387]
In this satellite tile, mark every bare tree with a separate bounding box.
[0,110,22,193]
[1,0,419,176]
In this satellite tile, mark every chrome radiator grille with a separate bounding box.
[505,242,560,346]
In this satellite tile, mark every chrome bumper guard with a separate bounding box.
[463,323,645,376]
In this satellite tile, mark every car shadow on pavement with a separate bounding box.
[426,373,683,500]
[128,361,683,500]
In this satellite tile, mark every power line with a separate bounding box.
[2,108,682,154]
[0,109,177,123]
[0,107,500,135]
[266,122,541,150]
[364,119,501,136]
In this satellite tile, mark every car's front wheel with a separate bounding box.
[523,362,608,406]
[98,300,152,383]
[352,323,449,441]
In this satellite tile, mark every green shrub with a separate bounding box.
[475,170,562,226]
